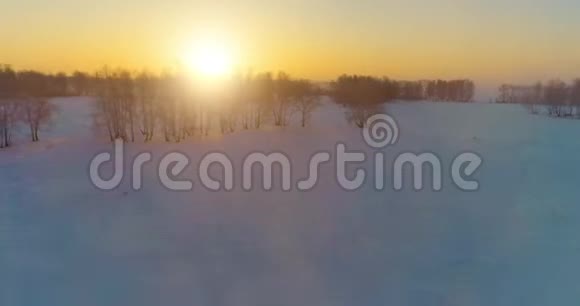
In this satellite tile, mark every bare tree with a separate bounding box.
[117,70,136,142]
[331,75,387,128]
[0,101,20,148]
[157,72,193,142]
[93,67,127,141]
[252,73,274,129]
[292,79,321,127]
[237,72,254,130]
[22,98,54,142]
[272,72,293,126]
[570,79,580,117]
[18,71,57,142]
[545,79,568,117]
[0,65,19,148]
[135,71,158,141]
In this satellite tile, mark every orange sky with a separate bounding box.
[2,0,580,98]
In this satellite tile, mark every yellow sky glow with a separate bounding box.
[2,0,580,98]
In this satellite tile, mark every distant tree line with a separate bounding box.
[497,80,580,117]
[399,79,475,102]
[0,64,477,147]
[332,75,475,127]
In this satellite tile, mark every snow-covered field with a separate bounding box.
[2,98,580,306]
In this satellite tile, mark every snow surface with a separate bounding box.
[1,98,580,306]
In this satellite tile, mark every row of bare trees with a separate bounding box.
[497,79,580,117]
[1,64,480,147]
[0,65,57,148]
[90,69,324,142]
[92,72,476,137]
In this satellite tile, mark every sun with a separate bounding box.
[184,39,233,78]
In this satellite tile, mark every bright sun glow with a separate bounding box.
[184,40,233,78]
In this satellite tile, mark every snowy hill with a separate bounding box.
[1,98,580,306]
